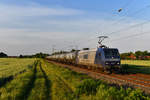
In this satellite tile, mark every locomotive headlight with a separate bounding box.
[105,62,109,65]
[117,62,120,65]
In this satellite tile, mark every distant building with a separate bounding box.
[129,54,136,60]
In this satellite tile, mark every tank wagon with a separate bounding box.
[47,47,121,73]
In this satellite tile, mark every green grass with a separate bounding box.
[122,60,150,67]
[121,60,150,74]
[42,60,74,100]
[43,60,150,100]
[0,58,150,100]
[27,61,51,100]
[0,58,35,78]
[0,60,37,100]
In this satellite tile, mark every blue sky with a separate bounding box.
[0,0,150,55]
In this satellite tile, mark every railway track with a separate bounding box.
[46,60,150,94]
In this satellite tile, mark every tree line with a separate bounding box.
[1,50,150,60]
[0,52,49,58]
[19,52,49,58]
[51,49,79,55]
[0,52,8,58]
[121,51,150,60]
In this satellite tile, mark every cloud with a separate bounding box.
[0,3,150,55]
[0,4,84,17]
[0,3,84,29]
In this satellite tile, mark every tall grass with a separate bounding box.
[78,81,149,100]
[121,60,150,67]
[27,61,51,100]
[121,60,150,74]
[0,59,150,100]
[44,61,90,91]
[0,60,37,100]
[44,60,150,100]
[0,58,35,78]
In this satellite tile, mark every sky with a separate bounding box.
[1,0,150,56]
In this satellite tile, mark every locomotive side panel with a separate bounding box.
[77,49,97,67]
[95,48,108,68]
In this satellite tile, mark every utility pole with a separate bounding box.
[52,45,56,54]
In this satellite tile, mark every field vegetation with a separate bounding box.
[122,60,150,67]
[121,60,150,74]
[0,58,150,100]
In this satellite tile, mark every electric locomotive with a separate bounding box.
[77,45,120,73]
[47,36,121,73]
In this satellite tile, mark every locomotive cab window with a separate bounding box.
[83,54,88,59]
[103,49,120,59]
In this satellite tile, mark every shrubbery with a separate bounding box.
[94,85,148,100]
[121,51,150,60]
[75,79,101,95]
[75,78,149,100]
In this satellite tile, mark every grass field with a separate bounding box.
[0,58,150,100]
[121,60,150,74]
[122,60,150,67]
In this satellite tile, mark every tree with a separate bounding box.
[135,51,142,59]
[19,55,23,58]
[143,51,149,56]
[34,52,49,58]
[0,52,8,58]
[71,49,76,52]
[120,52,133,60]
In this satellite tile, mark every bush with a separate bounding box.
[124,89,148,100]
[95,84,124,100]
[75,79,101,95]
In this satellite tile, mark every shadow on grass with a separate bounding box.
[0,69,27,88]
[39,62,52,100]
[0,76,13,87]
[121,64,150,74]
[16,62,37,100]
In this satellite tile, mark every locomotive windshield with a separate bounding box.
[103,49,120,59]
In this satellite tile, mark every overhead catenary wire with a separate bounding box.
[106,19,150,36]
[96,0,136,33]
[55,1,150,50]
[76,18,150,49]
[120,0,135,11]
[117,0,135,12]
[72,1,150,45]
[105,30,150,43]
[72,1,135,45]
[110,5,150,27]
[102,4,150,43]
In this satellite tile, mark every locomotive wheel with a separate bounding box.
[104,67,112,74]
[104,70,112,74]
[92,66,96,71]
[102,68,104,72]
[96,68,102,73]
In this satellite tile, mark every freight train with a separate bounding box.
[46,46,121,73]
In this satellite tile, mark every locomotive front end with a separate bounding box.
[103,48,121,72]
